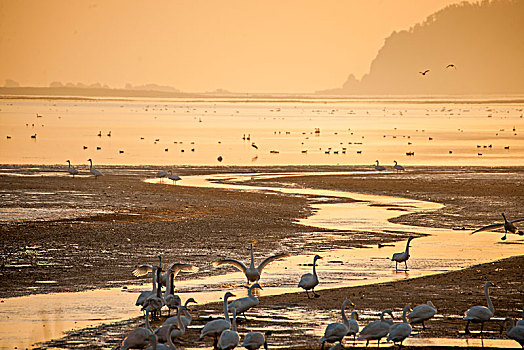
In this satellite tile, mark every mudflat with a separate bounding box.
[1,165,523,349]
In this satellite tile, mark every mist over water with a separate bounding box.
[1,97,523,167]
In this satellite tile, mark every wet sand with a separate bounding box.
[1,165,523,349]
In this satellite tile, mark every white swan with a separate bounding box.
[157,170,168,182]
[320,299,352,349]
[464,281,496,334]
[146,325,177,350]
[357,309,394,347]
[347,311,359,343]
[407,301,437,330]
[121,309,153,350]
[134,263,161,308]
[501,317,524,348]
[66,160,79,177]
[374,160,386,171]
[391,236,415,271]
[217,308,240,350]
[162,298,197,329]
[168,171,181,184]
[213,243,290,283]
[142,268,164,317]
[160,262,199,288]
[87,158,103,178]
[393,160,405,172]
[387,305,412,347]
[518,308,524,327]
[228,283,262,319]
[242,330,271,350]
[163,270,181,316]
[201,292,236,348]
[471,213,524,240]
[298,254,322,298]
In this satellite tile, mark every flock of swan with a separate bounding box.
[120,237,524,350]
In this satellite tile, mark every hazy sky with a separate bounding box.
[0,0,473,93]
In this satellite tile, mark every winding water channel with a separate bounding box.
[1,171,522,349]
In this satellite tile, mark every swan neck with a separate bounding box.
[223,295,231,322]
[177,307,185,333]
[341,302,349,326]
[89,160,92,169]
[312,258,317,277]
[507,318,514,333]
[168,272,174,295]
[485,283,494,313]
[167,326,176,350]
[145,309,152,332]
[402,306,409,323]
[249,244,255,268]
[152,267,157,291]
[231,310,237,332]
[405,239,411,253]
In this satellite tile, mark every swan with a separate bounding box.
[320,299,352,349]
[87,158,103,178]
[393,160,405,172]
[407,301,437,330]
[66,160,79,177]
[146,326,177,350]
[518,308,524,327]
[471,213,524,240]
[155,305,187,343]
[374,160,386,171]
[121,309,153,350]
[134,257,163,308]
[464,281,496,334]
[217,308,240,350]
[201,292,236,348]
[163,271,181,316]
[228,283,262,319]
[500,317,524,348]
[242,330,271,350]
[142,267,164,318]
[387,305,412,347]
[134,265,161,308]
[168,171,181,184]
[357,309,394,347]
[391,236,414,271]
[213,243,290,283]
[163,298,197,329]
[159,262,199,288]
[298,254,322,298]
[157,170,168,182]
[347,311,359,343]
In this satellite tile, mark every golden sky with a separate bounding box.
[0,0,473,93]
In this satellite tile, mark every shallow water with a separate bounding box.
[1,171,522,349]
[1,97,523,166]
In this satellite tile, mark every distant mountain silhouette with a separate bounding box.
[322,0,524,95]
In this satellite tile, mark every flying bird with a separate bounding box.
[251,143,258,150]
[419,70,430,75]
[471,213,524,240]
[446,64,456,69]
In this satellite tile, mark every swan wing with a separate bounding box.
[510,218,524,225]
[298,272,314,288]
[408,305,436,322]
[168,262,199,279]
[471,223,504,234]
[133,264,154,277]
[464,306,493,320]
[322,322,348,341]
[213,259,247,273]
[256,253,291,272]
